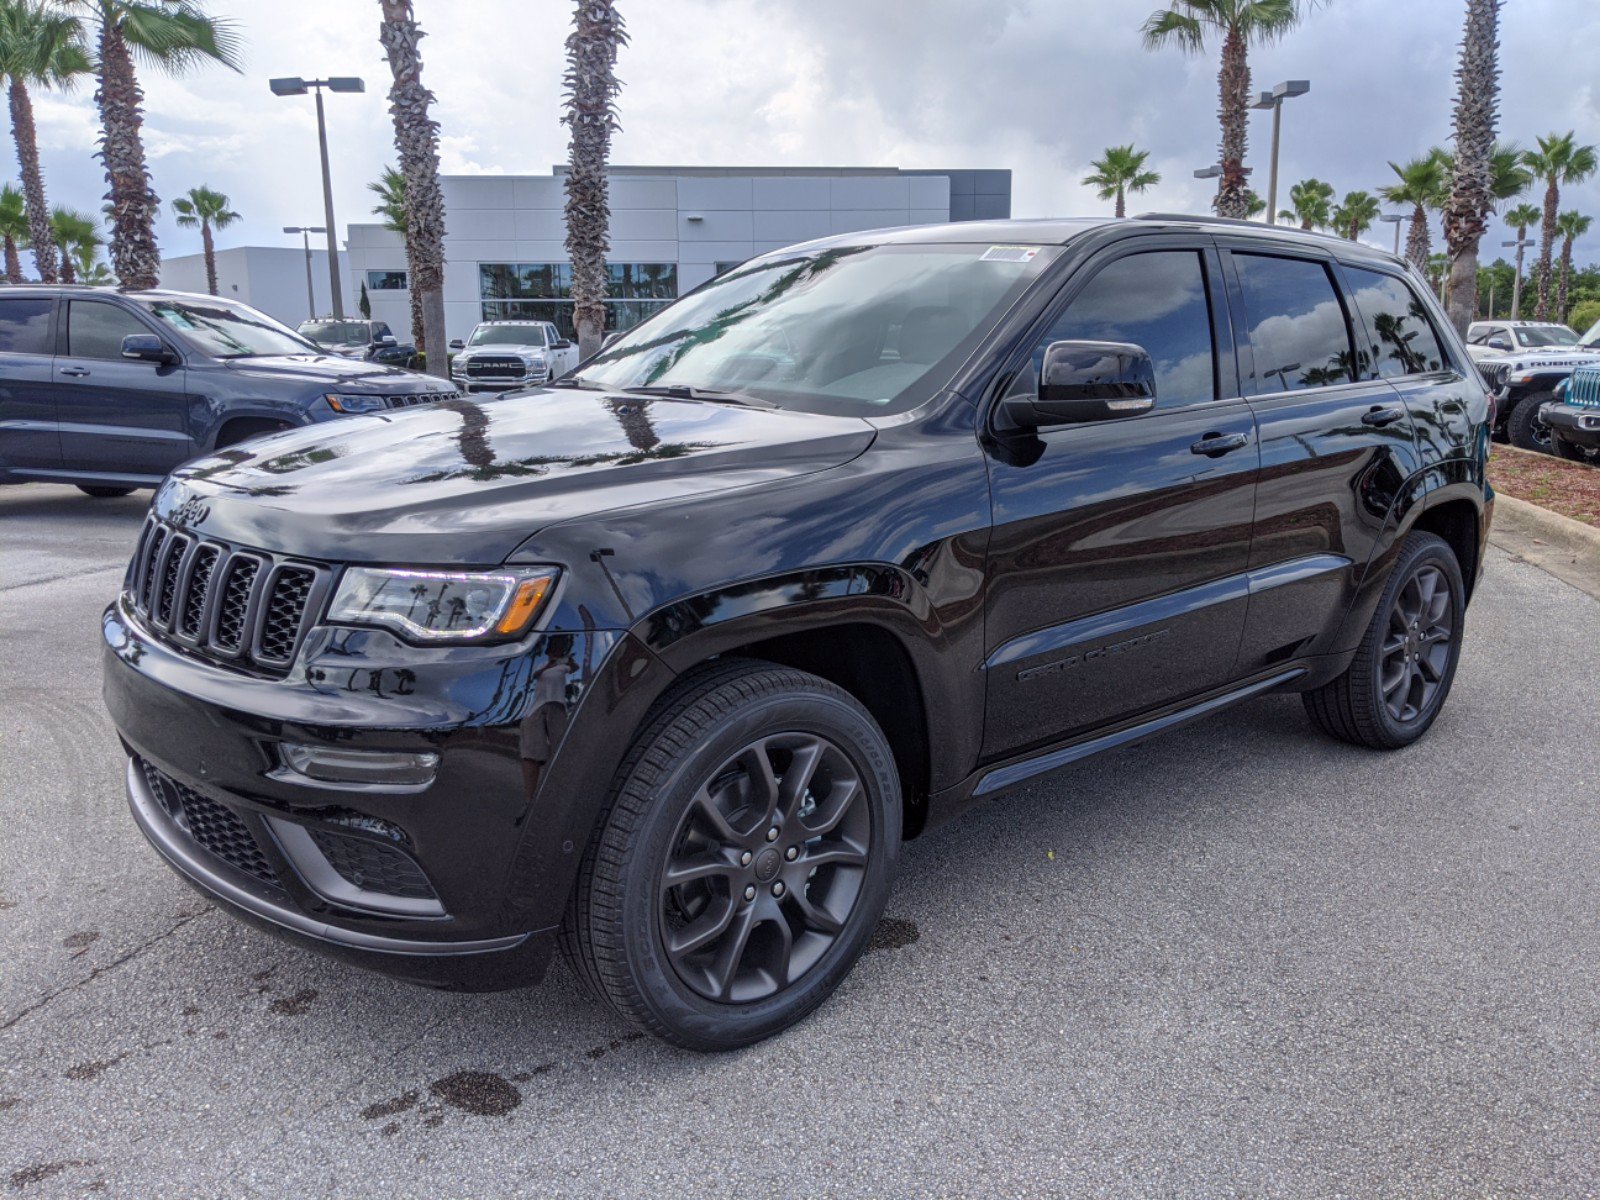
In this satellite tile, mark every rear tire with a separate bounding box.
[1551,434,1599,464]
[1303,531,1465,750]
[561,659,900,1050]
[76,485,135,498]
[1507,393,1554,453]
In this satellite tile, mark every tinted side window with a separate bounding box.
[68,300,150,360]
[1346,268,1446,377]
[1233,253,1355,393]
[1026,250,1217,410]
[0,298,54,355]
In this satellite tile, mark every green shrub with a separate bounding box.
[1567,299,1600,338]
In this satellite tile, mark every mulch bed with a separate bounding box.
[1487,446,1600,528]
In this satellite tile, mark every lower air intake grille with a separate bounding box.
[137,757,282,891]
[307,827,437,901]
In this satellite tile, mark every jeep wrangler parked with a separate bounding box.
[104,217,1491,1049]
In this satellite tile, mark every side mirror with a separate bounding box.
[121,333,175,364]
[1000,340,1156,429]
[377,334,398,347]
[448,338,465,350]
[601,332,621,351]
[552,338,573,350]
[1487,336,1511,351]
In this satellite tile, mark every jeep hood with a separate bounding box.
[158,389,876,564]
[217,354,431,389]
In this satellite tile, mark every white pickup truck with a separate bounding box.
[447,320,581,393]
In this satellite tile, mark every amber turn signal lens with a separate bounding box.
[495,575,554,635]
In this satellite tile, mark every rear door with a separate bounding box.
[0,294,62,476]
[55,298,192,479]
[981,238,1259,758]
[1219,245,1423,675]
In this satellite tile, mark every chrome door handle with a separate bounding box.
[59,366,91,377]
[1191,431,1250,456]
[1361,404,1407,427]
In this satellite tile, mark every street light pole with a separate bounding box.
[1251,80,1310,226]
[1503,237,1534,319]
[270,75,364,321]
[283,225,325,319]
[1379,213,1405,255]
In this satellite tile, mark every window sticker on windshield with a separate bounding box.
[981,245,1039,263]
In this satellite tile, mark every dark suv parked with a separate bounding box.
[0,287,454,496]
[103,218,1491,1049]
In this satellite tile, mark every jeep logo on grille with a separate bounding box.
[169,496,211,530]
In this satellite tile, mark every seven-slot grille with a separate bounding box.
[1480,361,1511,391]
[1569,366,1600,408]
[384,391,456,408]
[127,518,329,675]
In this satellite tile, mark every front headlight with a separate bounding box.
[328,567,559,643]
[326,392,387,414]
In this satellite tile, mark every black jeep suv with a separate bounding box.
[0,287,453,496]
[103,218,1492,1049]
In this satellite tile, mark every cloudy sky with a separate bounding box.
[20,0,1600,270]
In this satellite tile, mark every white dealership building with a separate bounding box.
[340,165,1012,344]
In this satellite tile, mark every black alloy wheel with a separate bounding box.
[658,732,871,1004]
[1377,564,1454,724]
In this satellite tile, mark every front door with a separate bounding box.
[55,298,191,480]
[1218,246,1425,675]
[0,295,62,476]
[981,241,1259,760]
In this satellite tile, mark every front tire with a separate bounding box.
[1303,531,1465,750]
[1507,393,1554,453]
[562,660,901,1050]
[1551,434,1599,464]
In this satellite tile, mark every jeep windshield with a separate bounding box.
[469,325,550,347]
[299,320,370,346]
[571,242,1060,416]
[146,298,320,358]
[1515,326,1579,347]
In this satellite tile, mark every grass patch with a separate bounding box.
[1487,446,1600,528]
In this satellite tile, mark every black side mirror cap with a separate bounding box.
[1000,340,1156,429]
[121,333,176,364]
[448,339,465,350]
[552,339,573,350]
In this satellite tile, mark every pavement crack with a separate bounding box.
[0,563,128,594]
[0,909,215,1034]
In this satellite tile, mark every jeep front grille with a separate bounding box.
[1570,366,1600,408]
[127,519,331,676]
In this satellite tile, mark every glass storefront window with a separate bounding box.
[365,269,408,290]
[479,262,675,302]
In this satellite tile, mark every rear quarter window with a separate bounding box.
[1344,267,1447,377]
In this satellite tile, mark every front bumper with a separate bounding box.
[1539,401,1600,448]
[102,593,629,991]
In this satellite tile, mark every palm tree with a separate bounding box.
[1140,0,1321,220]
[1241,189,1267,219]
[562,0,628,359]
[378,2,448,377]
[1082,144,1161,218]
[1521,132,1598,320]
[171,184,237,295]
[1332,190,1380,241]
[1503,200,1541,318]
[0,181,27,282]
[66,0,240,290]
[368,163,423,347]
[1487,141,1532,211]
[1380,153,1448,270]
[1554,211,1592,322]
[1437,0,1503,333]
[50,206,100,284]
[1280,177,1334,230]
[0,1,90,284]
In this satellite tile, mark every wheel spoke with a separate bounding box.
[801,840,868,871]
[776,737,826,820]
[662,850,735,889]
[689,784,740,844]
[800,775,861,836]
[767,905,796,988]
[737,742,780,823]
[707,903,759,1000]
[788,889,844,936]
[667,896,736,957]
[1381,662,1409,698]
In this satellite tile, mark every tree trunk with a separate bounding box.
[1301,216,1313,231]
[1405,204,1430,271]
[201,220,217,295]
[1557,239,1573,321]
[563,0,628,361]
[9,79,58,283]
[3,234,22,284]
[59,249,75,284]
[95,22,161,289]
[379,1,450,379]
[1440,0,1500,335]
[1114,185,1125,220]
[409,285,425,355]
[1534,177,1557,320]
[1214,24,1251,220]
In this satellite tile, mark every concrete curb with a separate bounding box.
[1487,493,1600,601]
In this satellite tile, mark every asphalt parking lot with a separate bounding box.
[3,483,1599,1198]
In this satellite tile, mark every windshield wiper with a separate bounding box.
[549,375,604,390]
[619,384,780,409]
